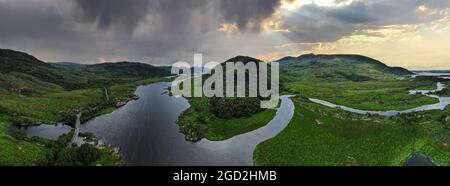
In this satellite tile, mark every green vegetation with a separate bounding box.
[278,54,438,111]
[0,121,50,165]
[283,80,439,111]
[175,56,278,141]
[0,74,165,125]
[254,97,450,166]
[253,54,449,166]
[178,96,277,141]
[0,48,169,165]
[2,48,449,166]
[278,54,412,83]
[0,125,120,165]
[52,133,120,166]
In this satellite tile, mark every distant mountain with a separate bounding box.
[54,61,171,78]
[0,48,171,90]
[277,53,413,82]
[84,62,170,78]
[224,55,263,64]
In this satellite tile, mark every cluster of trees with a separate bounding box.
[209,97,263,119]
[394,112,432,126]
[11,130,104,165]
[204,56,269,119]
[53,143,101,166]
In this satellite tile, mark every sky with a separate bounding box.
[0,0,450,69]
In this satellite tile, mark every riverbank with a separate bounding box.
[0,77,166,165]
[176,96,278,141]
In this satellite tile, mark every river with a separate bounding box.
[10,81,444,165]
[10,82,295,165]
[309,82,450,116]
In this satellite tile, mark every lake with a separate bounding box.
[80,82,294,165]
[8,123,71,140]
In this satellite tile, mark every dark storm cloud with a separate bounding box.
[72,0,281,33]
[0,1,65,38]
[74,0,150,32]
[68,0,282,60]
[1,0,450,64]
[0,0,283,63]
[218,0,281,31]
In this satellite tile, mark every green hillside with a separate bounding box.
[54,61,170,79]
[278,54,412,82]
[1,49,171,91]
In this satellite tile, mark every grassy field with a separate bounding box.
[282,80,439,111]
[253,97,450,166]
[0,121,50,165]
[204,109,276,141]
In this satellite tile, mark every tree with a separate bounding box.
[78,144,100,165]
[54,148,80,166]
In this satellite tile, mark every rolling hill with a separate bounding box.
[278,53,413,82]
[0,48,171,91]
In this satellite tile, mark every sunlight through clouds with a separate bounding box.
[1,0,450,69]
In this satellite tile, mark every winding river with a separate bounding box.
[10,81,447,165]
[11,82,295,165]
[309,82,450,116]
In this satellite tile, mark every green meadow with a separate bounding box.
[283,80,439,111]
[254,97,450,166]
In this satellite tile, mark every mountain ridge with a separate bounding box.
[0,48,171,90]
[278,53,412,75]
[277,53,413,82]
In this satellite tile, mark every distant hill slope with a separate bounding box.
[85,62,169,78]
[0,49,88,90]
[0,48,170,91]
[277,53,413,82]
